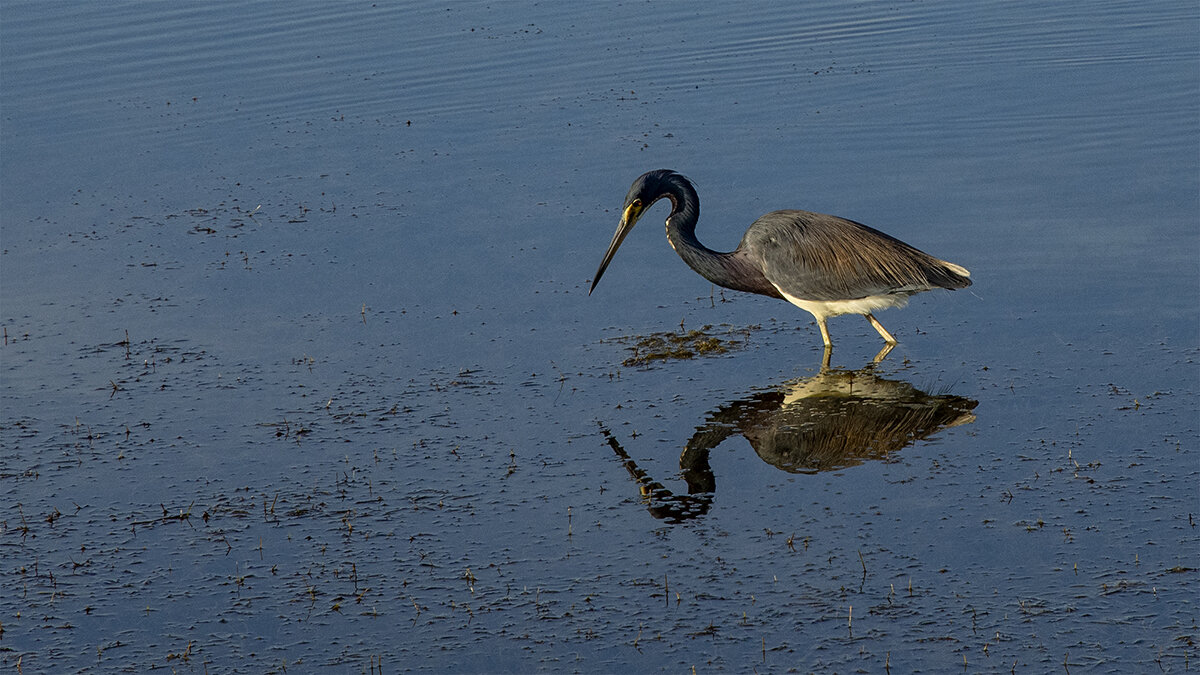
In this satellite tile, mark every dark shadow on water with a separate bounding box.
[601,367,978,523]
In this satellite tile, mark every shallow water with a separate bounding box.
[2,1,1197,672]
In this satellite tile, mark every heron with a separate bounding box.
[589,169,971,351]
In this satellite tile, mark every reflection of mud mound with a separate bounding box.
[605,368,978,522]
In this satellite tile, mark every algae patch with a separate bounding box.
[605,325,755,367]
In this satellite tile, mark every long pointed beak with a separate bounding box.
[589,202,644,295]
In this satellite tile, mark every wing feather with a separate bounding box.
[747,210,969,302]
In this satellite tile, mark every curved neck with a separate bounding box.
[659,178,781,298]
[660,174,719,261]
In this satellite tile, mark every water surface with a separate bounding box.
[2,1,1197,672]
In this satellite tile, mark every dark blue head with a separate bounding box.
[591,170,693,294]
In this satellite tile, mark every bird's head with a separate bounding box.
[620,168,679,224]
[590,169,684,295]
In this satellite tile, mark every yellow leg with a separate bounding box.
[872,342,895,363]
[817,317,832,348]
[865,313,898,344]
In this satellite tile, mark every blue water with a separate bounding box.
[2,1,1197,672]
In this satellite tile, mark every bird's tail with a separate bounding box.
[941,261,970,277]
[934,260,972,288]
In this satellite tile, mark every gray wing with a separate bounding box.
[744,210,969,302]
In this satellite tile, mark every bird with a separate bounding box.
[589,169,971,351]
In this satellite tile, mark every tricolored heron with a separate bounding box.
[589,169,971,350]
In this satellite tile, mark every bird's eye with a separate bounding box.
[632,199,642,208]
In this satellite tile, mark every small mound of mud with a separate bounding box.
[606,324,755,367]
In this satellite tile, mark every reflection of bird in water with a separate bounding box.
[602,368,977,523]
[601,426,713,522]
[590,170,971,351]
[693,369,977,475]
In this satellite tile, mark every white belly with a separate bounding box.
[776,288,909,321]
